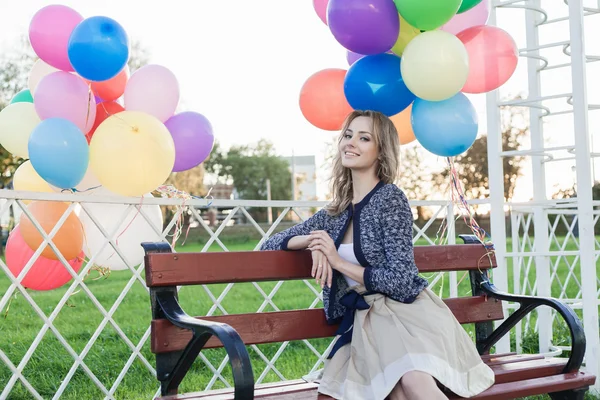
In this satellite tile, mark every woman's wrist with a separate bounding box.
[286,235,311,250]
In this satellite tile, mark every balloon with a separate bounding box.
[13,161,54,198]
[458,0,484,13]
[28,5,83,72]
[28,59,60,96]
[28,118,89,189]
[0,103,41,158]
[344,53,415,117]
[457,26,518,94]
[327,0,399,55]
[346,51,364,66]
[50,167,102,194]
[6,226,84,291]
[79,193,163,270]
[90,111,175,197]
[313,0,328,25]
[68,16,130,81]
[87,101,125,143]
[391,15,421,56]
[124,65,180,122]
[442,0,490,35]
[401,31,469,101]
[20,201,84,261]
[412,93,478,157]
[165,112,215,172]
[34,71,97,133]
[10,90,34,104]
[299,69,353,131]
[89,66,129,102]
[390,104,416,145]
[394,0,461,31]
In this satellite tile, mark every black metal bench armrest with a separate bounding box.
[155,291,255,399]
[459,234,586,373]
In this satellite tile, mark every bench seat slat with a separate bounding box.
[151,296,502,354]
[158,362,592,400]
[145,244,496,287]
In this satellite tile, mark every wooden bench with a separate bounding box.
[142,234,595,399]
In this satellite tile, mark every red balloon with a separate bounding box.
[86,101,125,143]
[457,25,518,94]
[299,69,353,131]
[6,226,84,291]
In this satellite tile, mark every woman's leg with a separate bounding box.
[387,381,408,400]
[400,371,448,400]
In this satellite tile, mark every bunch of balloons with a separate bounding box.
[301,0,518,157]
[0,5,215,290]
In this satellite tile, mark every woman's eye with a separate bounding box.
[360,137,370,141]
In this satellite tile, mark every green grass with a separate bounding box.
[0,236,597,399]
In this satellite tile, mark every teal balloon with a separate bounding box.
[10,89,33,104]
[412,93,478,157]
[28,118,89,189]
[458,0,483,13]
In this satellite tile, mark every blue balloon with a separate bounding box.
[28,118,89,189]
[344,53,416,116]
[412,93,478,157]
[68,16,129,82]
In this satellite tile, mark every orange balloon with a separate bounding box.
[299,68,353,131]
[390,103,416,145]
[90,67,129,102]
[20,201,84,261]
[86,101,125,143]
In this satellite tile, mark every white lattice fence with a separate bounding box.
[0,190,480,399]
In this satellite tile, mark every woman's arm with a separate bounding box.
[260,209,327,251]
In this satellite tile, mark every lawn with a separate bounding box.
[0,236,596,399]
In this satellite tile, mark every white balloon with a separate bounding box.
[28,59,61,96]
[51,167,102,194]
[79,193,164,270]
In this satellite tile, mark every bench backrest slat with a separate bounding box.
[151,295,502,353]
[145,244,496,287]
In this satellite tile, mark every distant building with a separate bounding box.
[282,155,318,220]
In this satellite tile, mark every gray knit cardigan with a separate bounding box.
[260,181,429,323]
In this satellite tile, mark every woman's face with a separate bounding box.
[339,116,379,173]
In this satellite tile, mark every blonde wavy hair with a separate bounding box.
[326,110,401,216]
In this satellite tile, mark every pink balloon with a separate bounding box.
[457,25,518,94]
[441,0,490,35]
[34,71,96,133]
[124,64,180,123]
[6,226,84,291]
[313,0,329,25]
[28,5,83,72]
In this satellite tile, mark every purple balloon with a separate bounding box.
[347,50,365,66]
[165,111,214,172]
[327,0,399,55]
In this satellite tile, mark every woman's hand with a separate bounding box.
[310,249,332,288]
[308,230,343,270]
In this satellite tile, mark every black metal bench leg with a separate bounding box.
[549,387,589,400]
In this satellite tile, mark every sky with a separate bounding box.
[0,0,599,202]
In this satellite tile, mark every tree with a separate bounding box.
[205,139,292,201]
[398,147,439,221]
[434,102,528,204]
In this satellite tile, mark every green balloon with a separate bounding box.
[394,0,462,31]
[457,0,483,13]
[10,89,33,104]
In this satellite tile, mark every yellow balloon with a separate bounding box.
[391,15,421,56]
[89,111,175,197]
[0,103,41,158]
[13,161,54,203]
[400,31,469,101]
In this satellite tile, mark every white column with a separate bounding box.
[524,0,552,354]
[567,0,600,390]
[485,2,510,354]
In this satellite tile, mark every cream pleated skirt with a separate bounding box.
[307,287,495,400]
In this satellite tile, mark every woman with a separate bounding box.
[261,110,494,400]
